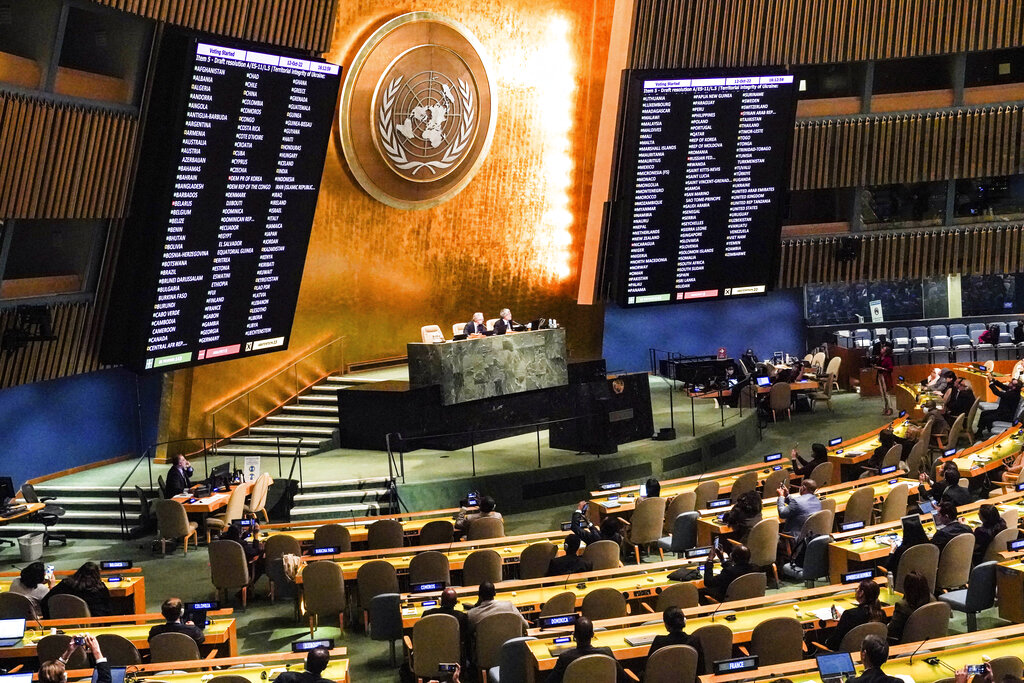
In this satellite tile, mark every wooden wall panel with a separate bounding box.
[0,301,111,387]
[0,93,137,220]
[631,0,1024,69]
[789,105,1024,190]
[778,225,1024,287]
[92,0,339,53]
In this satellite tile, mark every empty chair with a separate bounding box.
[729,471,758,503]
[658,511,698,557]
[563,654,618,682]
[645,644,699,683]
[811,351,827,371]
[968,322,987,335]
[243,472,272,522]
[768,382,792,421]
[47,594,90,619]
[910,347,931,365]
[452,322,466,336]
[834,622,888,654]
[539,591,576,618]
[519,541,557,579]
[96,633,142,666]
[725,572,766,601]
[842,486,875,527]
[463,549,502,586]
[825,355,842,379]
[209,539,251,607]
[890,327,910,345]
[421,325,446,343]
[622,496,667,563]
[582,539,621,570]
[474,612,529,679]
[748,617,804,665]
[21,483,65,546]
[910,325,929,340]
[655,582,699,611]
[692,624,732,675]
[418,520,455,546]
[808,461,833,487]
[487,636,536,683]
[467,516,505,540]
[313,523,351,552]
[746,518,780,584]
[693,481,720,509]
[931,336,952,363]
[952,335,975,363]
[154,498,198,555]
[939,561,998,631]
[367,519,405,549]
[878,482,909,523]
[410,613,461,680]
[204,484,247,542]
[264,533,301,563]
[38,635,88,668]
[929,324,947,338]
[356,560,399,624]
[983,527,1020,563]
[977,344,996,363]
[798,509,834,539]
[899,600,951,643]
[149,631,201,662]
[0,592,35,620]
[302,560,346,638]
[580,587,627,620]
[663,491,696,534]
[408,550,451,586]
[781,534,831,588]
[367,593,403,664]
[935,532,973,592]
[761,468,790,501]
[949,323,967,337]
[809,375,834,412]
[894,543,940,593]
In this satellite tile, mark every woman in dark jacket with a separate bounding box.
[972,504,1007,565]
[887,571,933,642]
[723,490,763,543]
[41,561,111,618]
[886,514,931,572]
[825,579,885,650]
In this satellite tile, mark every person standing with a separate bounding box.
[874,345,895,416]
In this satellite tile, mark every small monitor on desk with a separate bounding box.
[764,452,782,463]
[756,376,771,387]
[0,476,15,508]
[292,638,333,652]
[207,462,231,489]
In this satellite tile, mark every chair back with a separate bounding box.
[769,382,792,412]
[965,397,982,436]
[313,523,351,552]
[356,559,399,608]
[209,540,250,590]
[825,356,841,377]
[0,592,35,620]
[463,549,502,585]
[452,322,467,336]
[750,617,804,665]
[96,633,142,666]
[21,483,41,503]
[580,587,627,620]
[729,471,758,503]
[563,654,617,682]
[264,533,301,562]
[408,550,451,586]
[220,484,247,522]
[945,414,965,449]
[895,542,940,593]
[47,593,90,618]
[843,486,875,527]
[519,542,557,580]
[800,534,832,585]
[820,496,837,516]
[655,582,699,611]
[692,624,733,675]
[367,593,404,642]
[812,351,826,370]
[474,612,526,669]
[302,560,346,617]
[666,511,699,555]
[418,520,455,546]
[725,572,767,601]
[900,601,951,643]
[935,532,974,590]
[880,445,902,469]
[155,498,190,539]
[919,418,936,447]
[645,645,699,683]
[157,474,167,498]
[838,622,887,653]
[367,519,405,549]
[135,485,152,522]
[746,517,780,568]
[988,656,1024,682]
[799,509,834,539]
[761,469,790,501]
[247,473,271,515]
[420,325,445,343]
[664,491,696,533]
[494,636,537,683]
[149,632,201,662]
[467,516,505,540]
[808,461,833,487]
[38,634,88,669]
[693,481,720,510]
[538,591,576,618]
[983,527,1020,563]
[581,539,621,570]
[906,448,928,478]
[412,613,461,678]
[629,496,667,545]
[879,483,909,523]
[962,561,999,612]
[1001,507,1020,530]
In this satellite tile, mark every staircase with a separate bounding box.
[0,485,145,541]
[289,477,397,521]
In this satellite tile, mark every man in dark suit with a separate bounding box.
[702,544,758,602]
[275,647,334,683]
[463,312,487,336]
[148,597,205,645]
[930,501,973,552]
[40,634,111,683]
[423,587,470,656]
[546,535,592,576]
[165,454,194,497]
[977,375,1022,436]
[492,308,516,335]
[847,634,903,683]
[546,617,627,683]
[647,606,704,674]
[943,376,975,420]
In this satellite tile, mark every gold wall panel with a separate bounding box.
[169,0,613,438]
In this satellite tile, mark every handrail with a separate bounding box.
[209,335,345,443]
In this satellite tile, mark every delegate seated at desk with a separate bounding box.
[166,454,194,497]
[492,308,525,335]
[149,597,205,645]
[464,312,487,336]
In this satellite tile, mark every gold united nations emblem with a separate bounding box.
[339,13,497,210]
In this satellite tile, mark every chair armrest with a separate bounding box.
[204,650,219,660]
[7,666,22,674]
[616,516,631,528]
[703,595,720,604]
[641,602,654,613]
[403,635,413,651]
[738,645,750,656]
[811,641,833,653]
[624,668,640,682]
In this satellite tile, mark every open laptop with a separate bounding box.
[0,619,26,647]
[756,376,771,387]
[91,668,126,683]
[817,652,856,683]
[0,674,32,683]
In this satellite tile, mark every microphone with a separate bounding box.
[908,637,930,664]
[709,594,726,622]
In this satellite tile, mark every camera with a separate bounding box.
[73,635,86,647]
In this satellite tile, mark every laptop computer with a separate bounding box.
[92,668,126,683]
[0,674,33,683]
[756,376,771,387]
[817,652,856,683]
[0,619,26,647]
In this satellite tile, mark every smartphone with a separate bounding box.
[73,635,86,647]
[966,665,986,675]
[438,664,458,672]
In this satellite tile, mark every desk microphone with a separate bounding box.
[908,637,930,664]
[923,657,956,673]
[708,590,727,622]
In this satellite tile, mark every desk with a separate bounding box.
[997,556,1024,622]
[0,572,146,616]
[261,507,464,544]
[527,585,899,671]
[0,503,46,546]
[827,416,910,480]
[940,425,1022,479]
[408,328,568,405]
[173,481,252,541]
[64,650,349,683]
[695,474,920,546]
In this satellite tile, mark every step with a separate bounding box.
[289,503,383,520]
[292,488,391,505]
[215,444,318,457]
[265,415,338,425]
[297,394,338,404]
[250,425,336,437]
[310,385,343,394]
[299,478,393,492]
[33,485,139,500]
[35,497,142,512]
[228,436,325,447]
[61,509,132,522]
[0,522,128,539]
[324,376,385,384]
[281,404,338,415]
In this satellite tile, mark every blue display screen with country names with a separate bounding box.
[611,68,797,307]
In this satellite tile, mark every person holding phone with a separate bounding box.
[9,561,53,619]
[427,663,461,683]
[702,544,757,602]
[40,633,110,683]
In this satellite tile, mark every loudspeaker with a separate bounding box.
[654,427,677,441]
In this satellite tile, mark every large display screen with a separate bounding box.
[606,68,798,307]
[102,33,341,371]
